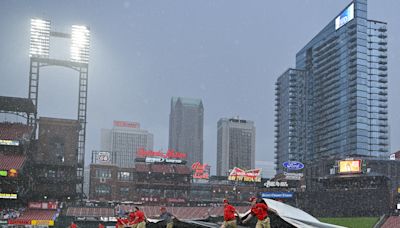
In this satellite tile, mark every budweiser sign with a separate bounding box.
[228,167,261,182]
[192,162,209,179]
[137,148,187,159]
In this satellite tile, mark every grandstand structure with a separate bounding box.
[30,117,81,201]
[298,157,400,217]
[0,97,81,227]
[0,96,36,130]
[89,151,268,205]
[0,96,36,206]
[89,159,192,204]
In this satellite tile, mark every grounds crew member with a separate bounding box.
[221,199,240,228]
[242,197,270,228]
[160,207,175,228]
[128,209,138,228]
[132,207,147,228]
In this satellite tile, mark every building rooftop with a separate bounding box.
[172,97,202,106]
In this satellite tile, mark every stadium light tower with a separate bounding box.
[71,25,90,64]
[28,18,90,199]
[30,18,50,58]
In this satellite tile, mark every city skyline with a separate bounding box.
[0,0,399,176]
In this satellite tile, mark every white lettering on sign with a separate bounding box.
[264,181,289,188]
[145,157,182,164]
[284,172,303,180]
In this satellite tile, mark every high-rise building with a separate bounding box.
[101,121,153,168]
[275,0,389,174]
[169,97,204,167]
[275,69,307,173]
[217,117,255,176]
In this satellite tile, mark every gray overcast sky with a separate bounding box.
[0,0,399,175]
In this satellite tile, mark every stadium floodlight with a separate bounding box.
[30,18,50,58]
[71,25,90,64]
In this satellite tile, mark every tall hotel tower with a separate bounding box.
[217,118,256,176]
[101,121,153,168]
[275,0,389,174]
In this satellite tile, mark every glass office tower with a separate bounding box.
[275,0,388,174]
[169,97,204,167]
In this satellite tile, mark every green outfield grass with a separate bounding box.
[318,217,379,228]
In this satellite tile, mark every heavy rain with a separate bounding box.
[1,0,400,227]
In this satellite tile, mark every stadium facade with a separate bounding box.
[169,97,204,167]
[101,121,153,168]
[275,0,389,174]
[217,117,256,176]
[88,161,266,205]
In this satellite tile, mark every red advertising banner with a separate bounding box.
[228,167,261,182]
[113,121,140,129]
[191,162,209,179]
[28,201,58,210]
[137,148,187,159]
[29,202,42,209]
[166,198,186,203]
[8,219,31,225]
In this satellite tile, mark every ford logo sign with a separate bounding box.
[283,161,304,170]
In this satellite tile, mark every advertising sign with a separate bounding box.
[8,219,31,225]
[97,152,111,164]
[282,161,304,171]
[261,192,294,199]
[283,172,303,180]
[0,139,20,146]
[31,220,54,226]
[191,162,210,179]
[339,160,361,174]
[29,201,58,210]
[144,156,183,164]
[0,193,17,199]
[29,202,42,209]
[166,198,186,203]
[335,3,354,30]
[228,167,261,182]
[8,168,18,177]
[113,121,140,129]
[264,181,289,188]
[0,170,7,177]
[137,148,187,159]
